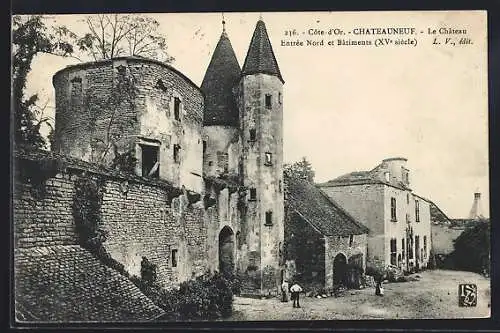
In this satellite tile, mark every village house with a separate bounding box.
[283,174,369,290]
[318,157,432,273]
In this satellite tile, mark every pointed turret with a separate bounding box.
[241,19,284,83]
[201,23,241,126]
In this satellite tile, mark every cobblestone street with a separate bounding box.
[229,270,490,320]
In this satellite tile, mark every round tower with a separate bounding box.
[201,22,241,178]
[236,19,285,295]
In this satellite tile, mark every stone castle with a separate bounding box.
[49,18,285,294]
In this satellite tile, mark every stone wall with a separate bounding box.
[13,150,209,289]
[320,184,385,267]
[14,169,79,249]
[324,234,367,289]
[284,210,325,289]
[52,57,204,193]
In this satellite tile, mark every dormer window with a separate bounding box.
[265,94,272,109]
[384,172,390,182]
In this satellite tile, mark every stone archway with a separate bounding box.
[219,226,234,276]
[333,253,347,286]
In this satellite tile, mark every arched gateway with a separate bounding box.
[219,226,234,275]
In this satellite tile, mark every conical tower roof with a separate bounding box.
[201,28,241,126]
[241,19,284,83]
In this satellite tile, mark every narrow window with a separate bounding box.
[249,129,256,141]
[390,197,397,221]
[171,249,178,268]
[265,211,273,226]
[390,238,397,265]
[415,236,420,261]
[174,97,181,121]
[409,237,414,259]
[349,235,354,247]
[278,92,282,104]
[407,193,410,204]
[264,152,272,166]
[173,144,181,163]
[415,200,420,222]
[279,180,282,193]
[140,144,159,178]
[203,140,207,154]
[401,238,405,259]
[265,94,272,109]
[423,235,427,258]
[249,188,257,201]
[236,231,242,250]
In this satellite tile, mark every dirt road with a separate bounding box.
[229,269,490,320]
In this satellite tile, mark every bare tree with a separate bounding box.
[77,14,174,63]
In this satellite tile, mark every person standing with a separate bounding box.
[281,279,289,302]
[289,281,303,308]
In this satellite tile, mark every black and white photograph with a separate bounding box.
[11,11,490,323]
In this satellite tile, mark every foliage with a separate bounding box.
[134,271,235,321]
[449,222,490,274]
[87,65,138,166]
[284,157,315,182]
[77,14,174,63]
[140,257,158,288]
[12,15,76,149]
[72,174,130,277]
[110,148,137,173]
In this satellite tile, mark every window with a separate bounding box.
[415,235,420,261]
[173,144,181,163]
[249,129,256,141]
[140,144,159,178]
[278,92,282,104]
[203,140,207,154]
[401,238,405,259]
[171,249,178,268]
[264,152,273,166]
[217,151,229,173]
[279,180,282,193]
[415,200,420,222]
[265,94,272,109]
[249,188,257,200]
[407,193,410,204]
[174,97,181,121]
[390,197,397,221]
[155,79,167,91]
[349,235,354,247]
[236,231,242,250]
[408,237,414,259]
[423,235,427,258]
[265,211,273,226]
[390,238,397,265]
[208,161,213,166]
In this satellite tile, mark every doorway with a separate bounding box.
[333,253,347,286]
[219,226,234,276]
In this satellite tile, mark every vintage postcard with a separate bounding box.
[11,10,489,324]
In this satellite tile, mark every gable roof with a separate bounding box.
[241,20,284,83]
[285,175,369,236]
[15,245,164,322]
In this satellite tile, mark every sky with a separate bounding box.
[20,11,489,218]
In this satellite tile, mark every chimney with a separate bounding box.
[469,192,484,220]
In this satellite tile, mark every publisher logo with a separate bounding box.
[458,284,477,307]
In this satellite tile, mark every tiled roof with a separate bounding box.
[285,175,369,236]
[201,31,241,126]
[241,20,284,83]
[317,163,411,191]
[14,245,164,322]
[429,201,452,223]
